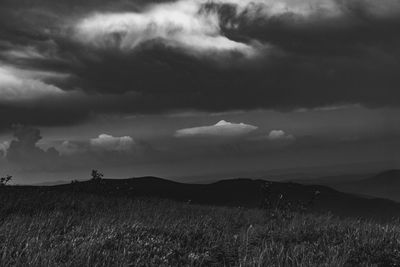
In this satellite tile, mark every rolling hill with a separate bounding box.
[9,176,400,221]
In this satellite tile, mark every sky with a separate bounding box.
[0,0,399,184]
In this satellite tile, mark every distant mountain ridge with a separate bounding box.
[331,169,400,202]
[8,175,400,222]
[363,169,400,184]
[291,169,400,202]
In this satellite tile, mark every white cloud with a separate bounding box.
[90,134,135,152]
[175,120,258,137]
[267,130,295,141]
[0,64,66,102]
[0,141,10,158]
[73,0,345,57]
[73,0,265,58]
[75,0,385,60]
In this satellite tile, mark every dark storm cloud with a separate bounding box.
[0,0,400,129]
[6,125,60,168]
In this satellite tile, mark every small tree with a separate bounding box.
[91,169,104,181]
[0,175,12,186]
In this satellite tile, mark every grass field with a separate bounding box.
[1,188,400,266]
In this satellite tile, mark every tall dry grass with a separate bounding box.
[1,188,400,266]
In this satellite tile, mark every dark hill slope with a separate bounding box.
[4,177,400,221]
[34,177,400,221]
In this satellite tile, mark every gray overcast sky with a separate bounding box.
[0,0,399,183]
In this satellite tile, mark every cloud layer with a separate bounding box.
[0,0,399,130]
[73,1,260,58]
[1,126,141,172]
[0,65,66,102]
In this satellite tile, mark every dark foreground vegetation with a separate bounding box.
[1,183,400,266]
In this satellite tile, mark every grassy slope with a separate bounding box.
[1,188,400,266]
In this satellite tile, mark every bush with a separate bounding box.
[0,175,12,186]
[91,170,103,181]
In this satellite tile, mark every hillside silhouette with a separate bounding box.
[11,176,400,221]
